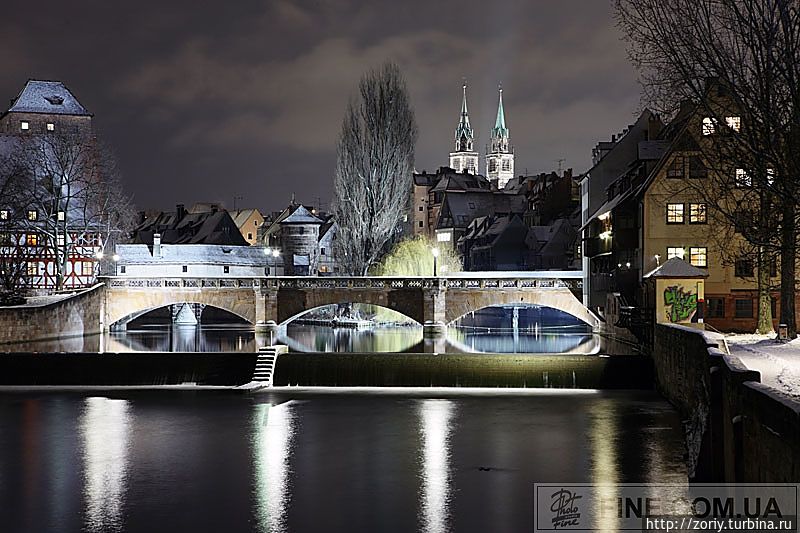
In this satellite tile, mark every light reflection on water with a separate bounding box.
[418,400,455,533]
[80,397,131,533]
[252,402,295,533]
[0,391,687,533]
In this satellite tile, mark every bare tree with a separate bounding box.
[9,129,134,290]
[332,62,418,275]
[615,0,800,335]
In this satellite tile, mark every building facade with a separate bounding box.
[0,80,102,292]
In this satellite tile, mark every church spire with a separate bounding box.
[449,80,478,174]
[492,85,508,138]
[486,84,514,189]
[454,81,474,152]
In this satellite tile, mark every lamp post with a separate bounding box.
[112,254,120,276]
[431,247,439,277]
[264,247,281,276]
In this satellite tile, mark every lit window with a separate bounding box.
[27,210,37,221]
[57,234,65,246]
[46,123,55,132]
[0,210,7,220]
[57,211,65,221]
[667,247,684,260]
[689,247,707,267]
[26,233,38,246]
[767,168,775,185]
[725,116,741,132]
[81,261,94,276]
[27,262,38,276]
[702,117,717,135]
[689,203,707,224]
[20,121,29,131]
[666,203,684,224]
[735,168,751,187]
[437,232,451,242]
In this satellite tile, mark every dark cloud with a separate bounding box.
[0,0,641,212]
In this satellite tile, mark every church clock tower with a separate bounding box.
[486,86,514,188]
[449,82,479,174]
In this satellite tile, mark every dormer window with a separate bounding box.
[0,210,7,220]
[47,123,55,132]
[44,95,64,105]
[27,210,37,221]
[20,121,29,131]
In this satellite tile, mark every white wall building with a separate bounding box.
[114,241,283,278]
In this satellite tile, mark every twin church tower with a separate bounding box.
[448,83,514,188]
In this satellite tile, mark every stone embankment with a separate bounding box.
[651,323,800,482]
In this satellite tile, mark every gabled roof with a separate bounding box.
[643,257,709,278]
[7,80,91,116]
[231,208,262,228]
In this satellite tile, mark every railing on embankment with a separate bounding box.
[651,323,800,483]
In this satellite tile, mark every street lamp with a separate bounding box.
[431,247,440,277]
[112,254,120,276]
[264,247,281,276]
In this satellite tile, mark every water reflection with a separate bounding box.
[588,398,620,533]
[417,399,456,533]
[252,402,296,533]
[80,397,131,533]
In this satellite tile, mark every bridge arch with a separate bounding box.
[444,288,600,327]
[278,302,420,327]
[275,287,426,325]
[109,302,253,330]
[104,284,258,330]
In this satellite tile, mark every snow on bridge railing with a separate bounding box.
[101,274,582,291]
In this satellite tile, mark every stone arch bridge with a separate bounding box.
[101,274,599,331]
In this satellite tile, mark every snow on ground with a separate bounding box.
[723,333,800,398]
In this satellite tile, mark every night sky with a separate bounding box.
[0,0,640,213]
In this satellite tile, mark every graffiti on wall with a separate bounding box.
[663,285,698,323]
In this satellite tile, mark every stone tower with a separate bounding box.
[448,82,479,174]
[486,86,514,189]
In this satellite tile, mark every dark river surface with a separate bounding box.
[0,389,687,533]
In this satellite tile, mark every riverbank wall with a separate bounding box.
[0,285,103,344]
[273,353,652,389]
[0,352,257,386]
[651,323,800,482]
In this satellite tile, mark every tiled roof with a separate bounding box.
[282,205,323,224]
[7,80,90,116]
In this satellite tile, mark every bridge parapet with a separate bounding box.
[107,277,260,290]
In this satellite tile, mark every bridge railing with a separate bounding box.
[101,276,582,291]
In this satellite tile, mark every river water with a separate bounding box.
[0,389,686,533]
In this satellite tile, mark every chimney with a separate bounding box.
[153,233,162,258]
[176,204,186,219]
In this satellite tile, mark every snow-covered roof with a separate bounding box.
[643,257,709,279]
[282,205,323,224]
[116,244,270,265]
[7,80,90,116]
